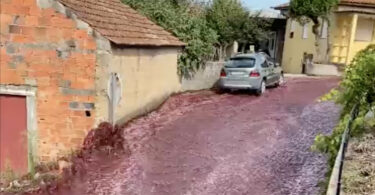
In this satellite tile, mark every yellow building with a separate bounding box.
[274,0,375,74]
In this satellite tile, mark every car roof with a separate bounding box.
[231,53,265,61]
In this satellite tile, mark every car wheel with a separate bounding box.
[257,80,266,96]
[276,74,285,87]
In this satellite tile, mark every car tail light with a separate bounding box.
[249,71,260,77]
[220,69,227,77]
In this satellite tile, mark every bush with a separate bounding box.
[313,45,375,191]
[337,45,375,116]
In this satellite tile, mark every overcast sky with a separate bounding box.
[242,0,288,10]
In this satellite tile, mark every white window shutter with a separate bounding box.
[302,23,309,39]
[355,17,374,42]
[290,20,296,32]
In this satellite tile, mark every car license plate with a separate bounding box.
[228,80,244,85]
[231,72,243,75]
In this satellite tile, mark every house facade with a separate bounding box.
[0,0,183,173]
[275,0,375,74]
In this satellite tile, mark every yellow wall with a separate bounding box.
[95,47,181,125]
[350,41,375,62]
[281,19,318,73]
[331,13,352,64]
[349,16,375,63]
[282,12,375,73]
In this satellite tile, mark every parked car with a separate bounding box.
[218,52,284,95]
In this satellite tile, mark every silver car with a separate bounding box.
[219,53,284,95]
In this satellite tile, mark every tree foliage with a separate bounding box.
[122,0,270,77]
[337,45,375,115]
[206,0,244,45]
[122,0,218,78]
[290,0,338,35]
[206,0,271,58]
[290,0,339,62]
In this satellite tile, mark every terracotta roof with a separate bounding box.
[273,0,375,10]
[272,2,289,10]
[340,0,375,7]
[58,0,185,47]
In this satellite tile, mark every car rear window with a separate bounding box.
[226,58,256,68]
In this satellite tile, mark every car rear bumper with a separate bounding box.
[219,78,261,90]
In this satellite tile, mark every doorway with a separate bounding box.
[0,95,28,174]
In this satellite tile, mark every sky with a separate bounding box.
[242,0,288,10]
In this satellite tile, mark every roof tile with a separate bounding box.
[274,0,375,10]
[58,0,185,46]
[341,0,375,7]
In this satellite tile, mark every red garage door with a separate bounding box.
[0,95,28,174]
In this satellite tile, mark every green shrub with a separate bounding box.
[337,45,375,116]
[313,45,375,192]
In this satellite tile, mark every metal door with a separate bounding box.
[0,95,28,174]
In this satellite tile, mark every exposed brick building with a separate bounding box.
[0,0,183,173]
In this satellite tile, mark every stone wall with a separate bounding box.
[0,0,96,161]
[181,62,224,91]
[95,46,182,125]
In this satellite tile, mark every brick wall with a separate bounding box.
[0,0,96,161]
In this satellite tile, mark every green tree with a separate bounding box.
[290,0,339,61]
[234,12,272,52]
[206,0,243,45]
[206,0,270,59]
[122,0,218,78]
[122,0,270,75]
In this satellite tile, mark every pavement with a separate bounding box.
[55,77,341,195]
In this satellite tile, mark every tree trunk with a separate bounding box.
[222,43,229,61]
[312,20,321,63]
[218,45,223,61]
[223,43,228,60]
[241,44,246,53]
[325,19,331,63]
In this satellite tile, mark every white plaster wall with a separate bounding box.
[95,47,181,125]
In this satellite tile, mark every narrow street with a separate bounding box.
[58,77,340,195]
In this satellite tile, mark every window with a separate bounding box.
[302,23,309,39]
[355,17,374,42]
[226,58,256,68]
[321,20,328,39]
[261,56,269,68]
[290,20,296,38]
[290,20,296,32]
[261,61,269,68]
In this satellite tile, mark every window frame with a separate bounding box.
[355,17,375,42]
